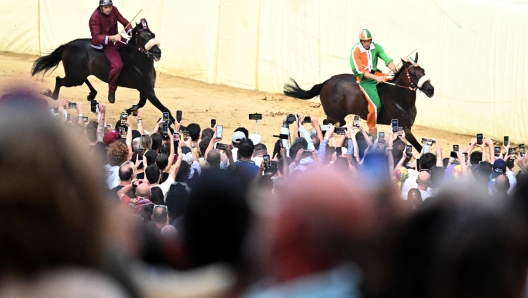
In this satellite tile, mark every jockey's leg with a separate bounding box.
[103,43,124,103]
[359,80,382,136]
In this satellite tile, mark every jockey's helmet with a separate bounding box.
[99,0,113,6]
[359,29,372,41]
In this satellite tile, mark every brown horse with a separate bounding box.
[284,52,434,151]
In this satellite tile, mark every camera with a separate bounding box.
[450,151,458,159]
[335,126,347,135]
[286,114,296,124]
[216,143,227,150]
[391,119,398,133]
[303,116,311,123]
[118,127,126,138]
[176,110,182,123]
[161,123,169,138]
[378,132,385,143]
[249,113,262,121]
[67,102,77,109]
[508,147,517,156]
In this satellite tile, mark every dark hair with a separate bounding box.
[176,161,190,182]
[199,137,212,157]
[355,131,369,159]
[234,127,249,139]
[334,157,349,172]
[145,165,161,184]
[272,139,283,160]
[470,151,482,165]
[237,138,254,159]
[253,143,267,155]
[159,143,170,156]
[430,166,446,187]
[118,164,134,181]
[292,137,308,150]
[155,153,169,171]
[86,120,98,143]
[201,128,214,140]
[506,159,514,170]
[442,157,450,168]
[289,142,304,161]
[311,134,321,151]
[187,123,201,141]
[150,133,162,152]
[419,153,437,170]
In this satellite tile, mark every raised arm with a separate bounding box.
[135,109,144,136]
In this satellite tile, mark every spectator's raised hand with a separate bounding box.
[295,148,304,163]
[99,103,106,114]
[76,102,84,115]
[310,115,319,128]
[326,123,335,139]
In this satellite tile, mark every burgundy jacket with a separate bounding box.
[89,6,131,48]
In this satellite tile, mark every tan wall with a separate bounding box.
[4,0,528,142]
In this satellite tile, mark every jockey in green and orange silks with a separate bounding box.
[350,29,397,136]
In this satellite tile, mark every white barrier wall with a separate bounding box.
[4,0,528,142]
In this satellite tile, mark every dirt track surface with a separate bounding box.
[1,51,479,154]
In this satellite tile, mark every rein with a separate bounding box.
[116,29,156,59]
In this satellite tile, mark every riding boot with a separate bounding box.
[108,92,115,104]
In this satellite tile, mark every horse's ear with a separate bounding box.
[414,52,419,63]
[401,58,408,65]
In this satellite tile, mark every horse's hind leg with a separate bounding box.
[52,75,84,100]
[85,79,97,101]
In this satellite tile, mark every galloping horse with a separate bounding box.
[31,19,173,121]
[284,53,434,151]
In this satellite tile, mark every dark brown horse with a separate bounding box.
[284,53,434,151]
[31,19,174,122]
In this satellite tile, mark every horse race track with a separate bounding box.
[1,51,470,150]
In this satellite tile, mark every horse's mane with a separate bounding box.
[391,62,407,81]
[121,25,140,54]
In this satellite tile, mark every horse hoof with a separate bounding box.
[108,93,115,104]
[41,89,54,99]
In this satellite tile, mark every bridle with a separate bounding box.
[384,63,430,92]
[116,27,160,60]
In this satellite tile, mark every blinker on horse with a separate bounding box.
[31,19,174,122]
[284,52,434,151]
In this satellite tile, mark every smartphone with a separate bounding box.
[173,140,179,149]
[162,112,169,122]
[416,158,421,171]
[176,110,182,123]
[336,147,342,157]
[509,147,517,155]
[67,102,77,109]
[320,124,329,131]
[263,154,271,168]
[504,136,509,147]
[216,125,223,139]
[335,127,347,135]
[90,100,98,113]
[82,116,88,122]
[120,112,128,126]
[303,149,314,157]
[453,145,459,152]
[379,132,385,139]
[405,145,412,158]
[131,104,139,116]
[249,113,263,121]
[53,107,59,113]
[391,119,398,133]
[303,116,312,123]
[450,151,458,159]
[216,143,227,150]
[211,119,216,128]
[161,123,169,137]
[353,115,360,128]
[138,148,145,159]
[118,127,126,138]
[494,146,501,157]
[397,126,403,136]
[423,144,431,154]
[477,133,483,145]
[520,144,525,157]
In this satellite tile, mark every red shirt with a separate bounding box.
[89,6,131,48]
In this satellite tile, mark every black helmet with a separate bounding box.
[99,0,113,6]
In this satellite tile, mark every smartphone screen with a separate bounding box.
[423,144,430,154]
[453,145,459,152]
[405,145,412,157]
[353,115,360,127]
[176,110,182,123]
[304,116,311,123]
[120,113,128,125]
[68,102,77,109]
[82,116,88,122]
[211,119,216,128]
[509,148,516,155]
[391,119,398,132]
[494,146,501,157]
[504,136,509,147]
[450,151,458,159]
[477,133,483,145]
[397,126,403,136]
[379,132,385,139]
[90,101,98,113]
[216,125,223,139]
[263,154,270,168]
[520,144,526,155]
[320,124,329,131]
[162,112,169,122]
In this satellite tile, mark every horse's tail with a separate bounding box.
[31,44,66,76]
[283,78,328,100]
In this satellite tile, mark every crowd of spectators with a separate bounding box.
[1,91,528,298]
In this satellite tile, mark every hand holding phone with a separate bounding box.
[67,102,77,109]
[162,112,170,123]
[453,145,459,152]
[353,115,360,128]
[263,154,271,168]
[120,112,128,126]
[405,145,412,158]
[494,146,501,157]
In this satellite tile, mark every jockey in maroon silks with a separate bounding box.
[89,0,132,103]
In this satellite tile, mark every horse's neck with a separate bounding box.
[125,50,154,71]
[391,71,416,106]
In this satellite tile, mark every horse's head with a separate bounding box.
[131,18,161,61]
[400,52,434,98]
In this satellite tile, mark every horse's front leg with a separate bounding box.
[404,127,423,153]
[144,89,174,123]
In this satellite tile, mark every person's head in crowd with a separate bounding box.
[151,205,168,230]
[442,157,449,168]
[0,94,109,276]
[253,143,267,157]
[388,185,528,298]
[199,136,212,157]
[470,151,482,166]
[506,159,515,171]
[150,132,162,152]
[292,137,308,150]
[155,153,169,172]
[416,170,431,190]
[118,162,134,183]
[311,134,321,151]
[206,149,222,169]
[145,164,161,185]
[272,139,283,160]
[234,127,249,139]
[103,130,120,146]
[492,159,507,179]
[187,123,201,142]
[161,225,177,238]
[159,143,170,156]
[419,153,437,170]
[145,150,158,166]
[106,141,129,166]
[393,166,409,190]
[136,182,151,199]
[86,120,98,144]
[176,160,191,182]
[392,138,405,162]
[334,156,349,172]
[474,161,493,184]
[494,174,510,197]
[184,170,251,269]
[201,128,214,140]
[231,131,246,148]
[139,135,152,151]
[407,188,423,209]
[289,142,304,161]
[238,138,255,160]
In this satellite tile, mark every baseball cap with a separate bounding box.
[103,130,119,145]
[183,152,194,165]
[248,133,262,145]
[232,131,246,144]
[492,159,507,179]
